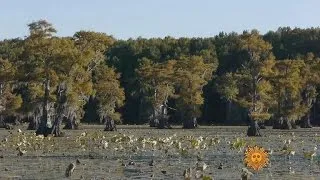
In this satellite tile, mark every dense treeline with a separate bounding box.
[0,20,124,136]
[1,20,320,136]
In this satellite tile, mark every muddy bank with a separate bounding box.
[0,125,320,179]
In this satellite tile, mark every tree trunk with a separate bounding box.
[0,83,6,128]
[36,115,52,136]
[104,117,116,131]
[149,118,159,127]
[64,116,78,129]
[259,122,266,129]
[281,118,292,129]
[183,117,198,129]
[0,115,5,128]
[28,116,39,130]
[156,104,171,129]
[36,78,52,136]
[273,117,283,129]
[157,116,171,129]
[28,106,42,130]
[149,108,159,127]
[51,109,64,136]
[291,121,298,129]
[51,117,63,136]
[247,120,261,136]
[225,101,232,123]
[301,113,312,128]
[157,117,165,129]
[150,101,171,129]
[51,83,67,136]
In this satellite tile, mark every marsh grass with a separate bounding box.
[0,125,320,179]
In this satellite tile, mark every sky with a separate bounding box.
[1,0,320,40]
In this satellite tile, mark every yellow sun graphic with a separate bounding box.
[244,146,269,171]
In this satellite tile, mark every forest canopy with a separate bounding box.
[1,20,320,136]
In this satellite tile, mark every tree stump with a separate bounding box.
[63,116,78,130]
[247,121,261,136]
[0,116,5,128]
[259,122,266,129]
[183,117,198,129]
[157,115,171,129]
[27,116,39,130]
[272,117,283,129]
[300,114,312,128]
[149,116,159,127]
[104,118,116,131]
[281,119,292,130]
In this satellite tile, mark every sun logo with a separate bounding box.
[244,146,269,171]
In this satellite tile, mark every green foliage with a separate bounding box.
[230,138,246,152]
[73,31,115,71]
[202,176,213,180]
[174,56,216,119]
[108,37,218,123]
[93,64,125,122]
[270,60,307,121]
[136,58,177,109]
[264,27,320,59]
[22,21,63,101]
[3,20,320,128]
[217,31,276,122]
[216,72,239,102]
[3,131,57,153]
[0,58,15,82]
[28,19,57,38]
[0,58,22,115]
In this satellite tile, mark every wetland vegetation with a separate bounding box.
[1,125,320,179]
[1,20,320,179]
